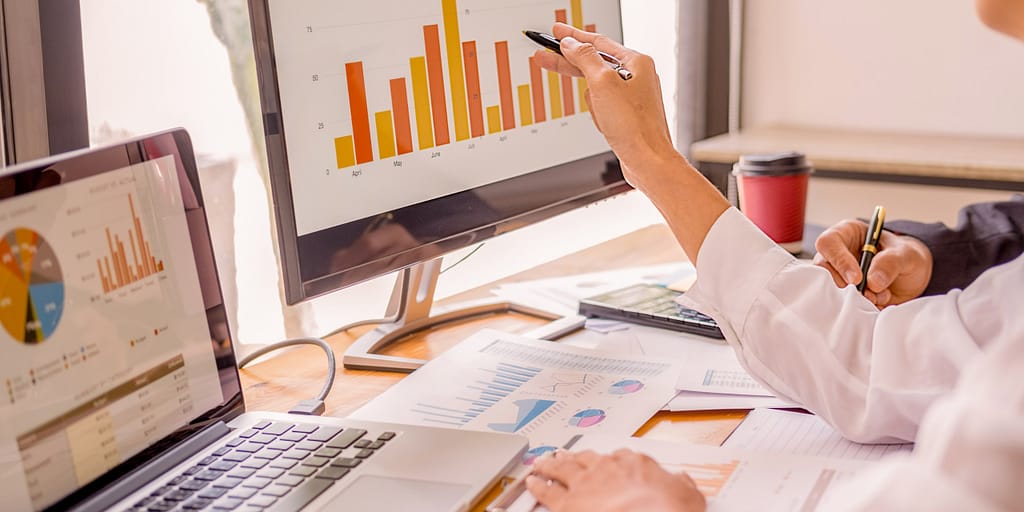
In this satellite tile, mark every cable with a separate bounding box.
[440,243,485,275]
[237,337,336,415]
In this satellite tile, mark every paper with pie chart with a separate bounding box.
[350,329,683,450]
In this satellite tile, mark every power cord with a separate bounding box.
[237,337,336,416]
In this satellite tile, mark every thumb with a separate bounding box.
[560,37,608,79]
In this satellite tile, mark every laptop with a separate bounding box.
[0,129,527,512]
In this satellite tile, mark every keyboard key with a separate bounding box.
[151,485,174,496]
[194,469,225,482]
[135,496,157,507]
[226,468,256,479]
[315,466,349,481]
[212,477,244,489]
[354,449,374,459]
[377,432,396,441]
[264,477,332,511]
[255,467,285,479]
[305,426,341,443]
[169,475,189,485]
[210,461,237,472]
[262,422,294,436]
[249,434,276,445]
[261,486,291,498]
[268,459,297,470]
[278,432,306,443]
[182,497,213,510]
[314,447,341,458]
[252,449,281,460]
[239,458,268,469]
[246,496,277,508]
[266,440,295,451]
[275,475,305,487]
[180,479,210,492]
[291,424,319,434]
[281,449,310,461]
[212,497,244,510]
[197,456,218,466]
[212,447,232,457]
[352,440,371,449]
[146,501,176,512]
[294,440,322,451]
[289,466,317,477]
[225,438,245,448]
[367,440,386,450]
[325,429,366,449]
[227,487,258,500]
[183,465,204,476]
[221,451,250,463]
[300,456,330,468]
[330,458,361,469]
[198,487,229,500]
[164,489,194,502]
[252,420,272,430]
[235,442,264,453]
[241,476,273,490]
[237,429,260,439]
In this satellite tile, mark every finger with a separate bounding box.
[532,453,587,486]
[864,250,903,293]
[815,231,862,286]
[551,22,633,60]
[677,471,699,490]
[526,475,568,510]
[560,449,602,468]
[532,49,584,78]
[874,289,892,306]
[559,36,615,81]
[813,254,852,288]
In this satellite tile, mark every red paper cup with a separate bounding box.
[733,152,813,254]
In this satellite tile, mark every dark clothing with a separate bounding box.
[887,195,1024,296]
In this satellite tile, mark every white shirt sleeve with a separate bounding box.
[681,208,1024,509]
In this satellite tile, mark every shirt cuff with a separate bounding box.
[680,207,797,343]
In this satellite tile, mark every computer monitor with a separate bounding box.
[248,0,628,371]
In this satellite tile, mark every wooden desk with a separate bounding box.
[691,125,1024,193]
[239,223,745,446]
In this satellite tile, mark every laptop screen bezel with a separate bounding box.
[0,129,245,511]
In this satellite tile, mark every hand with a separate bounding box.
[532,23,676,192]
[813,219,934,307]
[527,449,707,512]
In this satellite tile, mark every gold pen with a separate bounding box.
[857,206,886,294]
[487,435,583,512]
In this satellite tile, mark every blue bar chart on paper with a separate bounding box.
[350,330,685,449]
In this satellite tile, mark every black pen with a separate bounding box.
[522,30,633,80]
[857,206,886,294]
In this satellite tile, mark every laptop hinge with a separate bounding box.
[72,421,232,512]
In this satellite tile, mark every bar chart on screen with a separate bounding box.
[265,0,624,234]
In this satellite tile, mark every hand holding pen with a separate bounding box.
[857,206,886,293]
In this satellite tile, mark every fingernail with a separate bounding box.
[872,271,889,284]
[561,36,580,49]
[844,271,858,284]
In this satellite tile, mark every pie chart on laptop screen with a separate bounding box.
[0,228,65,344]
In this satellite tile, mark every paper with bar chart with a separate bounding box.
[265,0,622,235]
[350,329,681,449]
[543,435,872,512]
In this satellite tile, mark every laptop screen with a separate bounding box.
[0,130,243,511]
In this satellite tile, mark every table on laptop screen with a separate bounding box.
[0,155,223,510]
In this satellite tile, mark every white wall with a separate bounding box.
[742,0,1024,138]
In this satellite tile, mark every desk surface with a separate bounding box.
[691,125,1024,184]
[239,223,745,449]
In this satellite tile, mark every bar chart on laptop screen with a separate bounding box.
[265,0,622,235]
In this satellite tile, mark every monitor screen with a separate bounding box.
[249,0,629,303]
[0,131,243,511]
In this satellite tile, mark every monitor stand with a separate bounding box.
[342,258,582,372]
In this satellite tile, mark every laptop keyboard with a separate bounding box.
[126,421,397,512]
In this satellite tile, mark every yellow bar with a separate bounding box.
[517,85,533,126]
[410,57,434,150]
[442,0,470,141]
[334,136,355,168]
[578,79,589,112]
[486,105,501,134]
[375,111,396,159]
[570,0,583,29]
[547,72,563,119]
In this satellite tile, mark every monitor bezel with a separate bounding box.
[248,0,630,304]
[0,129,245,511]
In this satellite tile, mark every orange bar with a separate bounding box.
[116,237,130,284]
[441,0,469,141]
[104,258,116,292]
[423,25,450,146]
[486,105,501,134]
[529,57,546,123]
[585,24,596,32]
[345,62,374,164]
[97,260,109,294]
[554,10,575,116]
[106,229,122,287]
[128,230,142,278]
[129,195,150,275]
[548,71,563,119]
[462,41,485,138]
[390,78,414,155]
[494,41,516,130]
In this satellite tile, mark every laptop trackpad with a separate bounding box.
[328,475,471,511]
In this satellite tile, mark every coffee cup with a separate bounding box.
[733,152,813,254]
